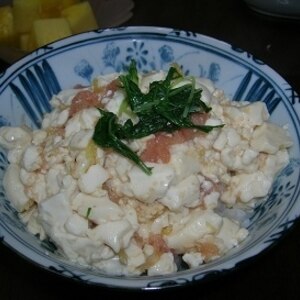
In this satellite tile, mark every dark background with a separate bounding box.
[1,0,300,299]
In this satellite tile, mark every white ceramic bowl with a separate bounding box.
[243,0,300,19]
[0,26,300,290]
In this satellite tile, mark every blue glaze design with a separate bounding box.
[208,63,221,82]
[170,29,197,38]
[74,59,94,82]
[102,42,121,71]
[231,46,265,65]
[42,60,61,95]
[232,70,281,113]
[40,238,57,253]
[49,265,91,282]
[8,60,60,127]
[33,64,53,101]
[159,45,175,63]
[9,83,41,127]
[287,87,300,105]
[126,41,149,71]
[147,277,190,288]
[0,116,9,127]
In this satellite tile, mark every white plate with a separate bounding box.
[0,26,300,290]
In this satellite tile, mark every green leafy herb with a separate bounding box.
[93,109,152,175]
[92,60,223,175]
[117,98,135,118]
[86,207,92,218]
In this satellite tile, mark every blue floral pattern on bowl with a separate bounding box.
[0,26,300,290]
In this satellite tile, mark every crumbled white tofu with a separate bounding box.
[42,109,69,129]
[159,175,201,211]
[104,91,125,115]
[26,173,47,203]
[261,149,290,177]
[217,218,248,250]
[226,128,241,147]
[64,213,88,236]
[240,102,269,126]
[89,219,134,253]
[182,252,204,268]
[222,171,273,204]
[166,210,223,251]
[251,122,293,154]
[78,164,109,194]
[124,243,146,272]
[126,164,175,203]
[38,193,72,231]
[203,191,220,209]
[65,108,99,137]
[147,253,177,276]
[213,131,227,151]
[69,129,93,149]
[242,148,259,165]
[3,164,32,212]
[72,192,124,224]
[150,212,169,234]
[50,88,79,107]
[195,77,215,104]
[169,143,202,183]
[1,68,293,277]
[0,126,31,150]
[45,167,64,196]
[22,145,42,172]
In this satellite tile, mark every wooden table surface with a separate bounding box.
[1,0,300,299]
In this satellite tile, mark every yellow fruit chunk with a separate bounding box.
[12,0,40,34]
[60,0,81,10]
[1,0,100,54]
[39,0,61,18]
[19,34,29,51]
[0,6,16,46]
[39,0,81,18]
[19,33,36,52]
[61,1,98,34]
[32,18,72,48]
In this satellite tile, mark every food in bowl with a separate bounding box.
[0,60,293,276]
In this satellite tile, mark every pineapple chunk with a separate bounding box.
[19,34,30,51]
[39,0,61,18]
[61,1,98,34]
[19,33,36,52]
[1,0,99,53]
[39,0,81,18]
[32,18,72,48]
[60,0,81,10]
[27,34,37,51]
[0,6,16,46]
[12,0,40,34]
